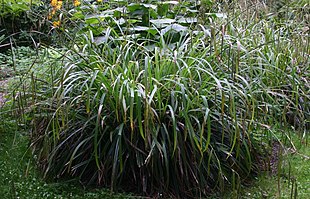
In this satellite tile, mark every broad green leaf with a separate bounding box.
[177,17,197,24]
[205,13,228,19]
[160,24,187,35]
[150,18,176,27]
[160,1,179,5]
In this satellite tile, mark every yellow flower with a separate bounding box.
[53,21,61,28]
[73,0,81,6]
[48,9,56,19]
[48,14,53,20]
[56,1,63,10]
[97,0,102,2]
[51,0,58,7]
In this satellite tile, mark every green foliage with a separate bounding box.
[2,0,309,198]
[56,0,226,47]
[0,0,41,17]
[26,2,262,197]
[0,0,51,50]
[0,50,133,199]
[29,32,261,197]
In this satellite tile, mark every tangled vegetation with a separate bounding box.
[0,0,309,198]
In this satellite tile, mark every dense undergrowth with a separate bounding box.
[0,0,51,51]
[0,0,309,198]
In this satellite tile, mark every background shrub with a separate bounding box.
[0,0,50,50]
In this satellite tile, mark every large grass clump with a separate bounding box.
[30,32,262,197]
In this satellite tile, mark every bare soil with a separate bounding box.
[269,141,282,175]
[257,141,283,176]
[0,79,8,107]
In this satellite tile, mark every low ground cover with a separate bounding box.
[235,130,310,199]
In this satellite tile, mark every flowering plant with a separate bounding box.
[49,0,82,28]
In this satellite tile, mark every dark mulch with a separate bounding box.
[257,141,283,176]
[0,79,9,107]
[269,141,282,175]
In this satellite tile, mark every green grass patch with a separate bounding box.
[237,132,310,199]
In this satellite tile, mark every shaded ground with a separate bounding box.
[270,141,282,175]
[0,79,9,107]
